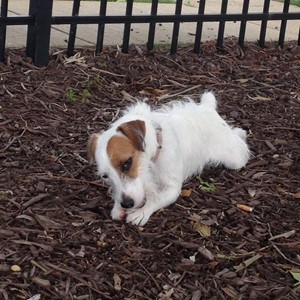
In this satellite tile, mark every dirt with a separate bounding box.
[0,38,300,300]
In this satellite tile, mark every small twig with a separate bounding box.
[269,230,296,241]
[44,262,112,298]
[73,153,89,164]
[137,261,160,290]
[268,225,300,266]
[22,193,49,209]
[233,254,263,272]
[250,79,292,94]
[262,126,300,132]
[167,78,187,87]
[30,260,49,273]
[157,84,202,101]
[40,175,106,188]
[121,90,136,103]
[91,67,126,77]
[11,240,53,251]
[217,246,270,260]
[271,243,300,267]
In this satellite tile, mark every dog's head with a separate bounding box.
[88,120,148,213]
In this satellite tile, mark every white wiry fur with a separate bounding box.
[92,92,250,226]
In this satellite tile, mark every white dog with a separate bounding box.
[88,92,250,226]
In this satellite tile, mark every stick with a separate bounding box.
[40,176,106,188]
[157,84,202,101]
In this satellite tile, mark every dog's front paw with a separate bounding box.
[126,207,152,226]
[111,205,126,221]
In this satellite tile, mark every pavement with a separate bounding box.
[4,0,300,48]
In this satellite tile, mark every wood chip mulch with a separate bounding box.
[0,38,300,300]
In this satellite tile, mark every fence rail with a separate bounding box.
[0,0,299,66]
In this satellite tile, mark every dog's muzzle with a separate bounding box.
[121,193,146,210]
[121,194,135,209]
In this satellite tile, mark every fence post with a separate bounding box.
[26,0,53,67]
[67,0,81,57]
[0,0,8,62]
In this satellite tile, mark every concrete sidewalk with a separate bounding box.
[4,0,300,48]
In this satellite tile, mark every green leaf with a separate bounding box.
[197,177,216,192]
[290,270,300,282]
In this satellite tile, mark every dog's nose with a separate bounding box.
[121,195,134,209]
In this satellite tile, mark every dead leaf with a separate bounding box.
[113,273,122,291]
[252,171,267,180]
[154,88,167,95]
[181,189,192,197]
[247,188,256,197]
[27,295,41,300]
[277,187,289,195]
[191,290,202,300]
[248,95,271,101]
[189,253,197,262]
[11,265,21,272]
[293,191,300,199]
[194,223,211,237]
[235,78,249,83]
[198,246,215,261]
[35,214,63,231]
[274,138,287,145]
[222,285,239,299]
[76,246,85,258]
[159,287,174,300]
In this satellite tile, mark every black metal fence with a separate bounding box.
[0,0,299,66]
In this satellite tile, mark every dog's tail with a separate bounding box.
[200,92,217,109]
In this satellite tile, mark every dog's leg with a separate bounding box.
[111,203,126,221]
[126,183,182,226]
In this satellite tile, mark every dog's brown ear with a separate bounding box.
[117,120,145,152]
[87,132,103,163]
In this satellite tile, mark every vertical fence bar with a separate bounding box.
[259,0,270,47]
[122,0,134,53]
[0,0,8,62]
[26,0,53,66]
[216,0,228,49]
[34,0,53,66]
[26,0,38,59]
[67,0,81,57]
[193,0,206,54]
[170,0,183,55]
[96,0,108,54]
[278,0,290,48]
[238,0,250,47]
[147,0,159,51]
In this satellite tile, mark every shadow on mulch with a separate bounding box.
[0,38,300,300]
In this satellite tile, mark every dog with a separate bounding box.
[87,92,250,226]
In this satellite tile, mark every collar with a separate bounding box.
[151,125,162,163]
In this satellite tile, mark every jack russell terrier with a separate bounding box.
[88,92,250,226]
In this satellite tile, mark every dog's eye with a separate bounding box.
[101,174,108,180]
[121,157,132,173]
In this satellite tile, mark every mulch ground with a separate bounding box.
[1,38,300,300]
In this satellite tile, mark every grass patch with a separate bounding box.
[275,0,300,6]
[290,0,300,6]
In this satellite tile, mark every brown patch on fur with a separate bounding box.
[117,120,145,152]
[107,135,141,178]
[87,132,102,163]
